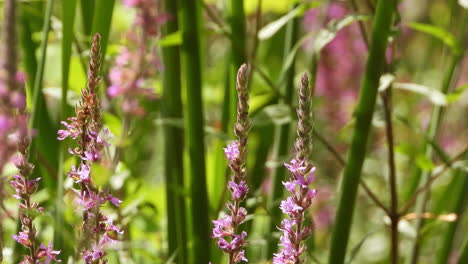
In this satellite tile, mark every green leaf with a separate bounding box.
[446,83,468,103]
[416,154,436,171]
[159,30,183,47]
[314,15,369,52]
[258,2,321,40]
[393,82,448,105]
[278,14,368,84]
[254,104,292,126]
[249,91,278,116]
[408,22,462,56]
[103,112,123,140]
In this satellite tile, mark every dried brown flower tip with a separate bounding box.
[234,63,251,179]
[294,73,313,166]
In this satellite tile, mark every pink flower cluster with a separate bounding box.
[211,141,249,263]
[273,159,317,264]
[58,119,122,263]
[0,72,27,174]
[303,2,366,128]
[106,0,168,116]
[58,33,122,263]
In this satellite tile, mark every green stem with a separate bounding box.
[228,0,247,133]
[406,55,461,264]
[266,8,299,256]
[178,1,210,263]
[54,0,77,259]
[80,0,94,36]
[91,0,115,62]
[327,1,394,263]
[161,0,187,263]
[436,161,468,264]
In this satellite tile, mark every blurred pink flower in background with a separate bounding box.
[303,2,366,129]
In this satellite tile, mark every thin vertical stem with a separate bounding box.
[327,0,394,263]
[178,1,210,263]
[436,161,468,264]
[381,88,399,264]
[162,0,187,263]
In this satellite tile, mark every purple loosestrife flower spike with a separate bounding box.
[273,74,317,264]
[212,64,251,264]
[58,34,122,264]
[1,0,61,262]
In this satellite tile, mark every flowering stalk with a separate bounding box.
[273,74,317,264]
[212,64,250,263]
[1,0,61,263]
[58,34,122,264]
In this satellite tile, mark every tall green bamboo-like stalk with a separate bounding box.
[54,0,77,259]
[178,1,210,263]
[436,162,468,264]
[161,0,187,263]
[80,0,94,35]
[228,0,247,128]
[327,1,394,263]
[266,9,299,256]
[91,0,114,62]
[407,55,462,264]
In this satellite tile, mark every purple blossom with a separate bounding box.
[68,164,91,183]
[12,230,31,247]
[228,180,248,200]
[273,159,317,263]
[57,118,82,140]
[211,140,249,263]
[36,242,61,264]
[224,141,240,161]
[280,197,303,215]
[107,194,123,207]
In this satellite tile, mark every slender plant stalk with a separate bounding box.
[436,161,468,264]
[327,1,394,263]
[228,0,247,132]
[54,0,77,259]
[161,0,187,263]
[80,0,95,36]
[266,7,299,256]
[381,88,399,264]
[406,55,461,264]
[91,0,115,62]
[178,1,210,263]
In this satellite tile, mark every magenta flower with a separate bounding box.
[12,230,31,247]
[36,242,62,264]
[224,141,240,161]
[273,159,317,264]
